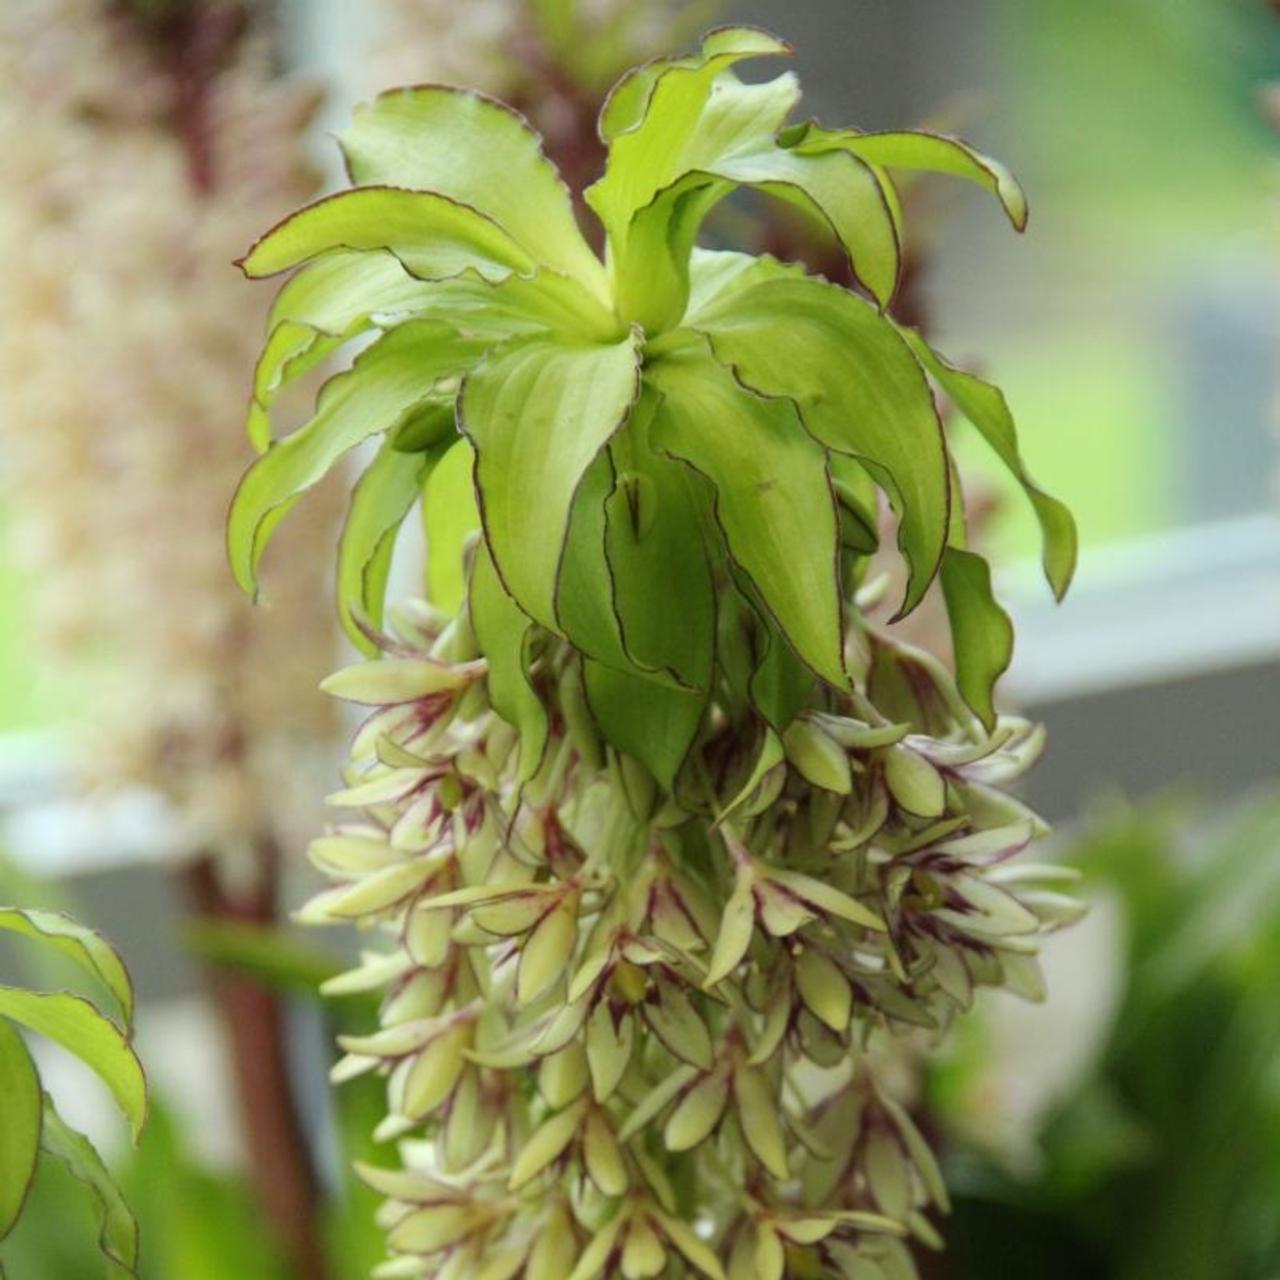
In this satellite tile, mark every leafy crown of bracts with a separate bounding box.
[230,25,1080,1280]
[230,24,1075,757]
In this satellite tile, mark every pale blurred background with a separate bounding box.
[0,2,1276,1277]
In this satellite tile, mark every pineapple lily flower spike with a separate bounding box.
[231,27,1081,1280]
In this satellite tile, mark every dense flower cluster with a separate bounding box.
[305,589,1080,1280]
[0,0,336,856]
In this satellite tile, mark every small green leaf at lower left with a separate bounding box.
[0,989,146,1141]
[0,908,134,1022]
[0,1020,41,1239]
[39,1097,140,1276]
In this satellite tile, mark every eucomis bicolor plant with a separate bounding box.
[230,27,1081,1280]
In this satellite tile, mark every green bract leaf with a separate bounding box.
[247,249,439,451]
[695,276,949,616]
[601,72,799,328]
[461,332,642,631]
[899,327,1077,600]
[683,249,808,324]
[341,85,608,296]
[246,255,617,452]
[591,33,899,326]
[40,1098,140,1275]
[0,989,146,1141]
[604,417,715,689]
[237,186,535,283]
[647,341,846,688]
[555,449,638,675]
[336,435,440,653]
[733,1063,788,1178]
[794,126,1029,231]
[0,908,134,1022]
[719,585,815,731]
[554,403,707,695]
[424,438,481,615]
[228,320,486,597]
[657,1209,728,1280]
[584,660,706,793]
[940,547,1014,732]
[720,727,784,824]
[705,143,899,307]
[469,544,549,782]
[0,1021,40,1239]
[509,1096,589,1189]
[594,26,792,182]
[830,452,881,556]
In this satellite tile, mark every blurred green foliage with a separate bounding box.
[935,791,1280,1280]
[996,0,1279,237]
[955,0,1279,559]
[0,1008,387,1280]
[0,867,386,1280]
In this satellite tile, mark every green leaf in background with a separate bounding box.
[0,1021,40,1240]
[228,321,486,598]
[461,332,642,631]
[236,187,535,284]
[469,544,549,782]
[940,547,1014,731]
[181,918,344,997]
[793,127,1029,231]
[336,435,441,653]
[527,0,721,96]
[115,1102,293,1280]
[900,327,1078,600]
[0,989,146,1142]
[421,440,480,618]
[694,276,949,617]
[340,85,608,294]
[646,341,847,689]
[0,908,133,1022]
[939,795,1280,1280]
[39,1098,139,1277]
